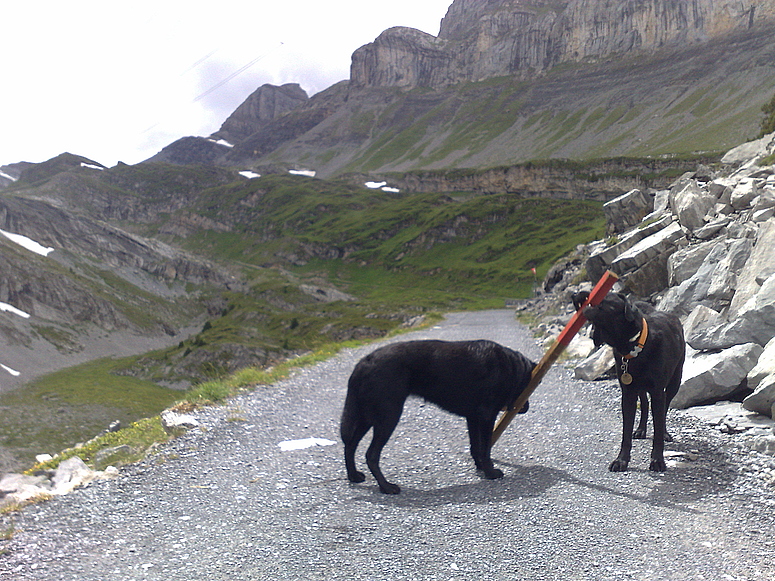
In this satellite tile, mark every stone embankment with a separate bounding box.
[533,131,775,455]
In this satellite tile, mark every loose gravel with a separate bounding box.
[2,310,775,580]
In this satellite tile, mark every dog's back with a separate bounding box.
[345,340,529,416]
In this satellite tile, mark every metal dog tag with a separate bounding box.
[620,372,633,385]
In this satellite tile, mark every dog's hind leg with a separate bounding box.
[467,415,503,480]
[342,421,370,484]
[365,404,404,494]
[633,392,649,439]
[648,388,668,472]
[341,395,371,483]
[610,387,638,472]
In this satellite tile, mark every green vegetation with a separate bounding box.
[760,91,775,137]
[2,168,606,471]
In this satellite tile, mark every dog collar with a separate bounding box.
[624,318,648,360]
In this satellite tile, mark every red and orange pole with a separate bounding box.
[491,270,619,444]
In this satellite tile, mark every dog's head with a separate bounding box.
[580,293,643,351]
[571,290,591,312]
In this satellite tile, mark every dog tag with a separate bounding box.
[620,372,633,385]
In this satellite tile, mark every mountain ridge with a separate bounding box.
[141,0,775,177]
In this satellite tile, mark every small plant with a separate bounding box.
[1,521,15,541]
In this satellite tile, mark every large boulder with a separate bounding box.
[669,179,716,232]
[603,189,653,234]
[743,374,775,417]
[747,336,775,389]
[574,345,615,381]
[689,272,775,350]
[667,240,715,286]
[729,218,775,318]
[672,343,763,409]
[586,214,673,282]
[659,237,753,317]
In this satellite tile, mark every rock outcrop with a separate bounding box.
[352,0,775,89]
[212,83,309,144]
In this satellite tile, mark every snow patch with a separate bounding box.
[288,169,316,178]
[80,162,104,171]
[1,364,20,377]
[0,301,31,318]
[382,187,400,193]
[0,170,18,182]
[239,170,261,179]
[278,438,336,451]
[208,138,234,148]
[365,181,387,189]
[0,229,55,256]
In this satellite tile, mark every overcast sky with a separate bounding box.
[1,1,453,169]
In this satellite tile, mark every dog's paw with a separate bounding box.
[632,428,647,439]
[518,400,529,414]
[649,458,667,472]
[481,467,504,480]
[608,459,629,472]
[664,431,674,443]
[379,481,401,494]
[347,470,366,483]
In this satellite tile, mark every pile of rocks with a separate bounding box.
[535,132,775,450]
[0,457,118,508]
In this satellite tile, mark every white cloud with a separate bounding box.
[0,1,451,168]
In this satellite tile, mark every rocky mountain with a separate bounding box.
[352,0,775,88]
[149,0,775,177]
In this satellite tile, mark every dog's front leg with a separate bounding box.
[648,390,668,472]
[633,392,649,439]
[610,387,638,472]
[467,417,503,479]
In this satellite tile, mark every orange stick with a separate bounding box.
[491,270,619,445]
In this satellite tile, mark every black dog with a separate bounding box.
[341,339,535,494]
[573,291,685,472]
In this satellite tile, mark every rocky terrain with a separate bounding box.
[527,131,775,451]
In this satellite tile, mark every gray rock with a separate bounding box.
[673,343,763,409]
[603,188,653,234]
[574,345,615,381]
[586,214,673,281]
[684,305,723,341]
[730,178,759,210]
[743,374,775,417]
[610,221,684,275]
[721,131,775,164]
[161,410,201,435]
[752,435,775,455]
[729,218,775,317]
[667,240,715,286]
[659,238,752,317]
[669,179,716,232]
[747,336,775,389]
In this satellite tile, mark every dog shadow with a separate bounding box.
[353,451,729,513]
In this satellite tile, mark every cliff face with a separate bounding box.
[352,0,774,88]
[213,83,308,144]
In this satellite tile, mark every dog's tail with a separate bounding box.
[340,370,364,444]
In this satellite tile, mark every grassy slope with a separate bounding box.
[1,171,605,467]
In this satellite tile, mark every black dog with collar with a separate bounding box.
[573,292,685,472]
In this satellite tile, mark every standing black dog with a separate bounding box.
[573,291,685,472]
[341,339,535,494]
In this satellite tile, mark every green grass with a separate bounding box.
[0,358,181,465]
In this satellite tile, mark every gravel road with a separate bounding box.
[3,310,775,580]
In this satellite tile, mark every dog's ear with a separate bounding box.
[623,296,642,322]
